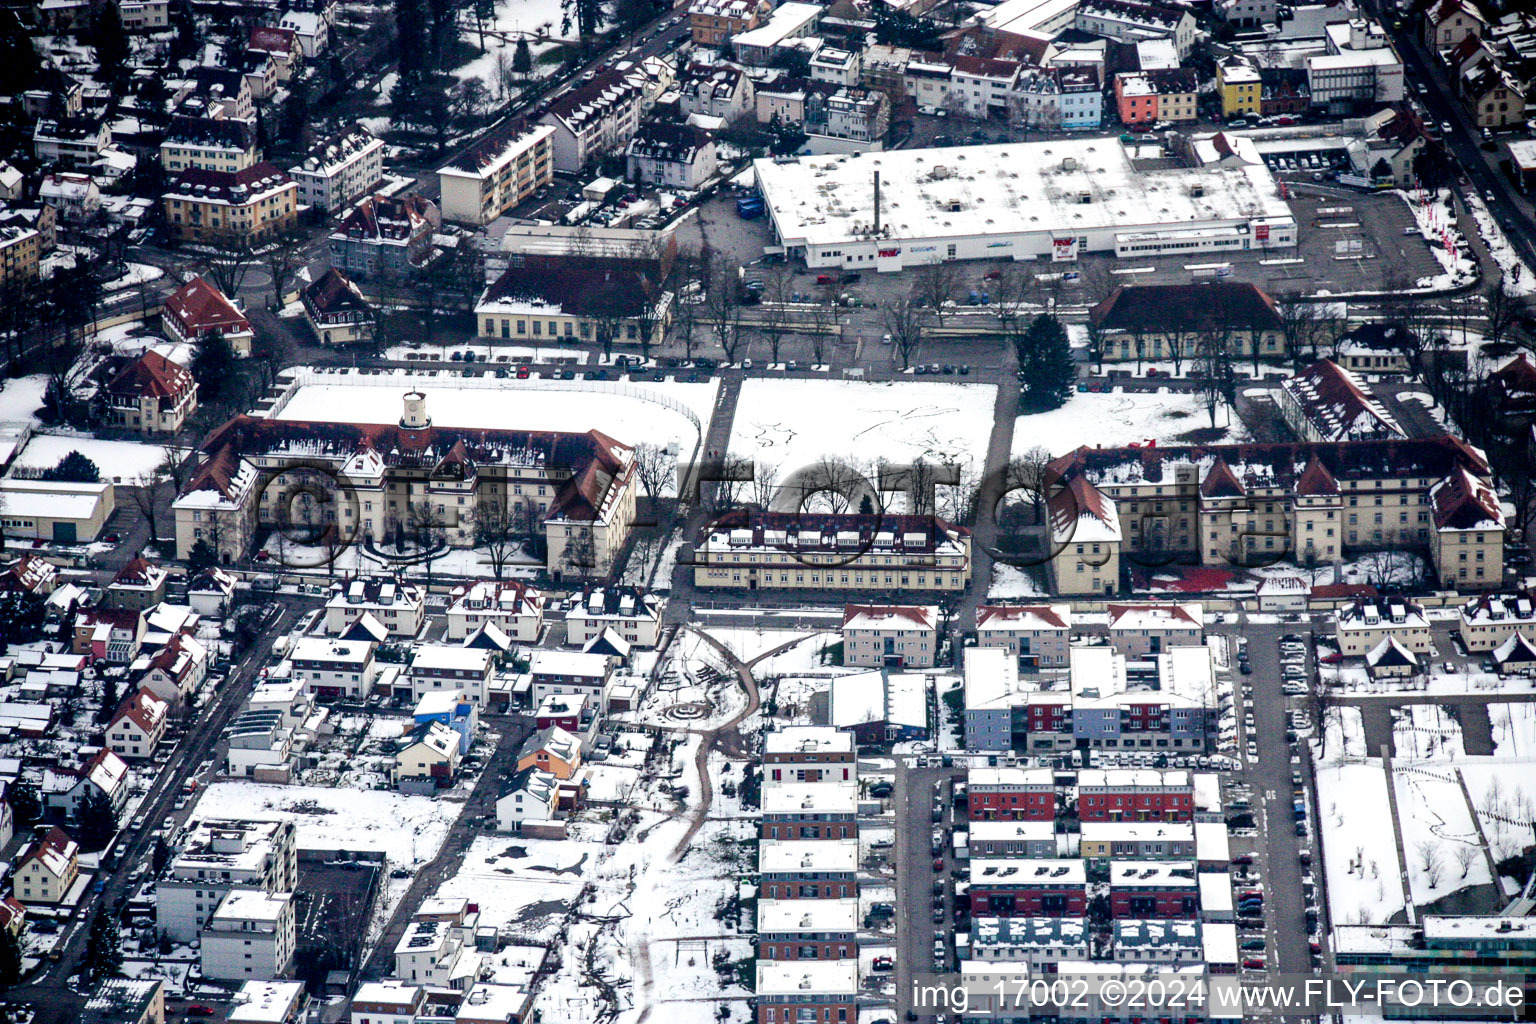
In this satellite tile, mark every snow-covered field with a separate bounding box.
[1014,388,1248,457]
[1393,765,1491,905]
[1391,704,1465,762]
[0,376,47,425]
[728,378,996,476]
[1489,702,1536,758]
[988,563,1047,598]
[1315,762,1407,925]
[1466,193,1535,296]
[10,433,174,483]
[272,371,720,449]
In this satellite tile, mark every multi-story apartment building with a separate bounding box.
[968,820,1056,857]
[33,117,108,167]
[95,351,198,436]
[841,604,938,668]
[757,899,858,959]
[349,981,425,1024]
[408,645,494,705]
[181,67,255,120]
[976,604,1072,666]
[1216,56,1261,116]
[1458,589,1536,651]
[445,579,544,642]
[1107,861,1199,919]
[964,646,1218,753]
[688,0,765,45]
[157,819,298,942]
[1214,0,1275,28]
[163,163,298,246]
[173,394,639,580]
[969,917,1090,966]
[160,115,260,174]
[822,87,888,144]
[565,585,664,648]
[200,889,296,980]
[967,766,1055,821]
[969,859,1088,917]
[1077,768,1194,822]
[538,70,643,173]
[322,577,425,637]
[677,64,755,122]
[1080,821,1196,859]
[392,917,465,985]
[758,839,859,899]
[288,636,378,698]
[0,224,41,287]
[1011,67,1103,130]
[761,781,858,840]
[1044,435,1504,591]
[1113,68,1197,125]
[765,727,856,783]
[529,650,612,705]
[15,827,79,904]
[162,276,254,357]
[693,511,972,592]
[625,123,718,190]
[754,961,857,1024]
[1335,597,1431,657]
[328,194,439,279]
[288,125,385,212]
[1106,602,1203,657]
[436,122,555,226]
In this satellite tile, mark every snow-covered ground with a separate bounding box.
[1014,388,1248,457]
[1393,764,1491,905]
[1391,704,1465,762]
[1396,188,1476,290]
[728,378,996,477]
[0,376,47,425]
[1489,702,1536,758]
[988,563,1047,598]
[271,371,720,450]
[1315,762,1407,925]
[1465,192,1536,296]
[9,433,175,483]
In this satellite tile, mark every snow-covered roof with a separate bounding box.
[291,636,374,665]
[761,779,858,814]
[764,726,854,756]
[0,479,112,520]
[1108,860,1198,888]
[755,960,858,996]
[1107,602,1202,631]
[410,644,492,674]
[842,604,938,631]
[976,604,1071,630]
[529,650,611,678]
[967,766,1053,788]
[971,858,1086,884]
[970,819,1055,841]
[1078,768,1191,789]
[758,838,859,873]
[212,888,290,924]
[757,898,859,934]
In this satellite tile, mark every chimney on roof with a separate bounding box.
[872,170,881,235]
[401,391,430,430]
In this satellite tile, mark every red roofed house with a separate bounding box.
[0,554,59,597]
[1429,465,1505,589]
[842,604,939,668]
[139,631,209,705]
[14,827,79,904]
[1489,353,1536,424]
[105,686,169,759]
[0,896,25,936]
[1049,475,1121,596]
[1278,359,1404,443]
[328,194,440,279]
[300,267,374,346]
[96,350,198,435]
[41,748,130,823]
[248,24,302,80]
[105,557,169,610]
[1107,602,1204,657]
[162,276,254,357]
[975,604,1072,666]
[72,607,146,663]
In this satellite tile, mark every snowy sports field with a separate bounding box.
[9,433,176,484]
[271,371,720,449]
[728,378,997,473]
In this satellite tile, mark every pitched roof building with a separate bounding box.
[162,276,254,357]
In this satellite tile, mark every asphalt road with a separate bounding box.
[7,597,312,1023]
[893,761,965,1017]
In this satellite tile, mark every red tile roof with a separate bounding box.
[104,350,195,403]
[164,276,250,337]
[110,685,167,736]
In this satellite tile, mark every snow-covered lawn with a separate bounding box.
[1013,387,1247,458]
[728,379,997,477]
[1393,765,1490,905]
[988,563,1047,598]
[1391,704,1465,762]
[0,376,47,425]
[1459,761,1536,864]
[433,835,602,940]
[1489,702,1536,758]
[9,433,175,484]
[1465,192,1535,296]
[701,627,817,664]
[1319,706,1367,762]
[1315,762,1406,926]
[102,262,164,293]
[272,370,720,450]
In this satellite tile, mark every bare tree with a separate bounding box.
[199,239,259,298]
[407,500,447,586]
[757,265,795,365]
[1416,839,1444,888]
[470,497,522,579]
[1488,275,1528,348]
[632,442,677,503]
[702,252,746,363]
[793,456,867,514]
[1077,261,1114,372]
[1276,293,1323,369]
[807,283,839,367]
[912,259,961,327]
[1163,326,1193,378]
[1007,446,1054,526]
[750,459,780,510]
[126,471,167,548]
[883,295,925,371]
[560,525,599,582]
[669,246,705,363]
[1454,844,1479,879]
[266,230,308,308]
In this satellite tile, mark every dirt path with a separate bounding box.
[630,628,820,1023]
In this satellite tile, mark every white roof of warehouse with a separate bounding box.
[753,137,1293,249]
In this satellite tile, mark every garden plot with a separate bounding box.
[272,372,720,450]
[728,378,997,480]
[613,631,749,730]
[1315,762,1407,925]
[1393,766,1491,905]
[1391,705,1465,761]
[1013,388,1248,458]
[1319,664,1533,698]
